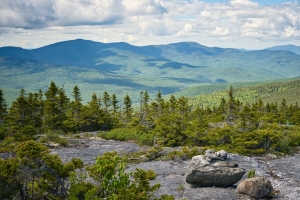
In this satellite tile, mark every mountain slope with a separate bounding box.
[185,77,300,108]
[1,39,300,105]
[265,44,300,55]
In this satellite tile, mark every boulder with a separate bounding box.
[236,176,273,199]
[185,150,245,187]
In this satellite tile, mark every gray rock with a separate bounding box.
[204,149,218,161]
[215,150,228,160]
[236,176,273,199]
[185,154,245,187]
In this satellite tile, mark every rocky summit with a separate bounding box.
[185,149,246,187]
[52,139,300,199]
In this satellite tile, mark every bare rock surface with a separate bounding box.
[51,138,142,164]
[51,139,300,199]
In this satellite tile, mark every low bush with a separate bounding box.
[40,132,69,147]
[98,128,155,145]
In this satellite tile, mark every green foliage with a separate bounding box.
[188,78,300,108]
[68,172,94,200]
[1,81,300,156]
[247,169,256,178]
[0,140,83,199]
[70,151,173,200]
[40,131,69,146]
[98,128,155,145]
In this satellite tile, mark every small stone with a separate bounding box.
[215,150,228,160]
[204,149,218,162]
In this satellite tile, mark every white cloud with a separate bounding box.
[0,0,300,49]
[213,26,230,36]
[0,0,57,28]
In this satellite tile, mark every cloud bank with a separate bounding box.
[0,0,299,49]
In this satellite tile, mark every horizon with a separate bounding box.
[1,0,299,50]
[0,38,298,51]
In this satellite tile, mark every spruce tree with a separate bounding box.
[70,85,82,132]
[44,82,68,131]
[81,93,103,131]
[102,91,110,114]
[123,94,133,123]
[111,94,119,115]
[0,89,7,124]
[8,88,29,127]
[226,86,239,125]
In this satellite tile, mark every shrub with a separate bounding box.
[40,132,69,147]
[70,151,174,199]
[247,169,256,178]
[98,128,154,145]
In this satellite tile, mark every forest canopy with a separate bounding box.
[0,82,300,155]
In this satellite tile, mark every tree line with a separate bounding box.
[1,82,300,199]
[1,83,300,153]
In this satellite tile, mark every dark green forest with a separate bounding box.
[1,81,300,152]
[1,82,300,199]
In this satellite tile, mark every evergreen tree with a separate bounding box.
[102,91,110,114]
[7,88,29,127]
[149,90,165,123]
[44,82,68,131]
[139,91,150,128]
[123,94,133,124]
[0,89,7,124]
[111,94,121,127]
[81,93,104,131]
[184,106,208,145]
[226,86,239,124]
[155,90,164,114]
[111,94,119,115]
[27,92,43,129]
[70,85,83,132]
[238,103,258,132]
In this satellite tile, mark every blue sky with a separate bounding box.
[0,0,299,49]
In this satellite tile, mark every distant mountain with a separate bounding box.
[265,44,300,55]
[1,39,300,104]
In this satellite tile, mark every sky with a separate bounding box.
[0,0,299,50]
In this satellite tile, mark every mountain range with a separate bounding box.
[265,44,300,55]
[0,39,300,104]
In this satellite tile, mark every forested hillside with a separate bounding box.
[176,77,300,108]
[1,39,300,105]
